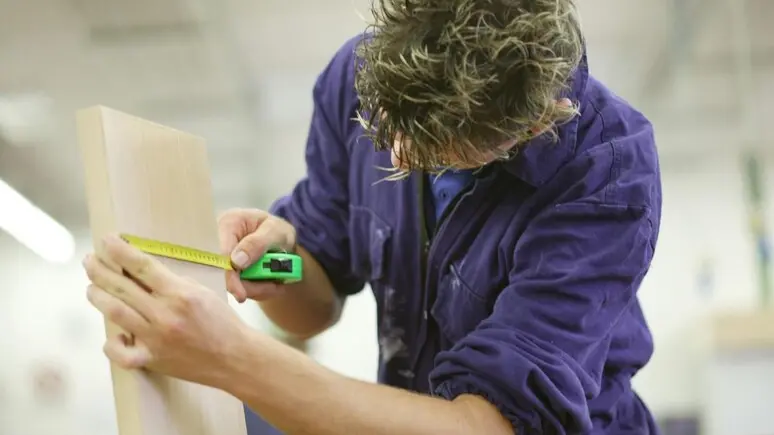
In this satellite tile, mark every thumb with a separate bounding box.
[230,218,293,270]
[217,208,270,256]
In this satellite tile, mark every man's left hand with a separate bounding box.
[82,233,247,388]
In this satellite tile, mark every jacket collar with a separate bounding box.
[499,50,590,187]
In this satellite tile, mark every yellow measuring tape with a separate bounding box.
[121,234,234,271]
[121,234,304,283]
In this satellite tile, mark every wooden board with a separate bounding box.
[76,105,248,435]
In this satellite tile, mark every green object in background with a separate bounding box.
[743,152,772,306]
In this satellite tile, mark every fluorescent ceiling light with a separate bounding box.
[0,178,75,263]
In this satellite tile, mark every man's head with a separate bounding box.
[354,0,584,175]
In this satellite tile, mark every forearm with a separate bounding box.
[220,330,513,435]
[258,245,342,339]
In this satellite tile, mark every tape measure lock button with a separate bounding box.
[239,252,303,283]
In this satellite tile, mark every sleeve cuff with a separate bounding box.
[428,325,592,434]
[433,377,528,434]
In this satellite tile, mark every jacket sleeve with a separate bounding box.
[269,37,365,297]
[428,143,660,433]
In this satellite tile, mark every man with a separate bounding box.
[82,1,662,433]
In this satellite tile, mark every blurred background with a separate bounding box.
[0,0,772,434]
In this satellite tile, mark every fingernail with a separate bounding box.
[231,250,249,269]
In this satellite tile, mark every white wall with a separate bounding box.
[0,150,772,434]
[633,149,774,418]
[0,233,113,435]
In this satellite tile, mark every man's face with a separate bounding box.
[390,133,517,171]
[387,98,571,171]
[390,98,572,170]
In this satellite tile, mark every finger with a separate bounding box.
[225,270,248,303]
[83,253,157,318]
[231,218,293,270]
[87,284,150,334]
[226,271,282,302]
[243,281,283,301]
[104,333,153,370]
[217,208,270,255]
[100,234,178,295]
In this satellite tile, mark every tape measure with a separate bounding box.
[120,234,303,283]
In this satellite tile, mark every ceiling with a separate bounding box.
[0,0,772,231]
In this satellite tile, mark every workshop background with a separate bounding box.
[0,0,771,434]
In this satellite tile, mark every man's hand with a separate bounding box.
[218,208,297,303]
[218,207,343,339]
[82,234,247,387]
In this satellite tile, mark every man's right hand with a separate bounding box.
[217,208,297,303]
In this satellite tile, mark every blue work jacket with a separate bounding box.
[270,35,662,434]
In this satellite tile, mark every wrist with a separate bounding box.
[213,326,269,394]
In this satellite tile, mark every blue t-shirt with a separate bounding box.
[424,170,475,235]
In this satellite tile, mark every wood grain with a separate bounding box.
[76,105,247,435]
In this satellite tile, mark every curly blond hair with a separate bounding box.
[354,0,584,176]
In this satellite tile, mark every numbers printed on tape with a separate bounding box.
[120,234,234,271]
